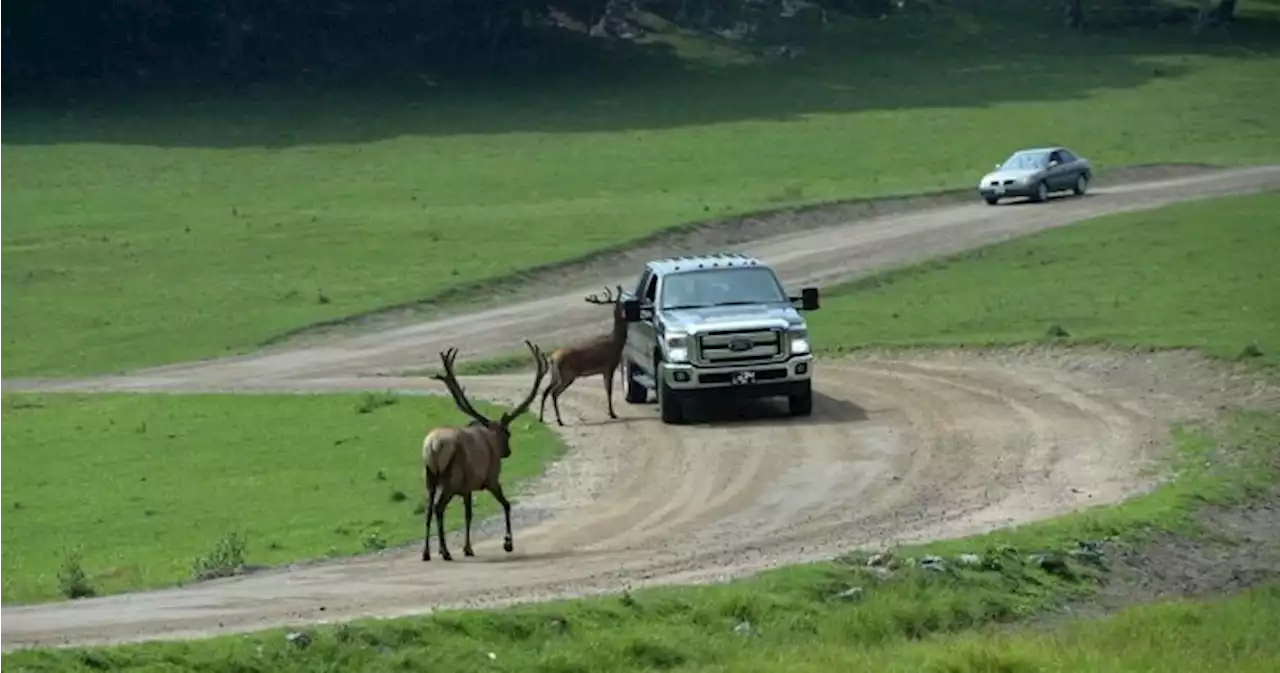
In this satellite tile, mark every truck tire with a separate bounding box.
[623,359,647,404]
[658,375,685,424]
[788,383,814,417]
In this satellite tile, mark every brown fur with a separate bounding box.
[422,340,549,562]
[539,285,628,426]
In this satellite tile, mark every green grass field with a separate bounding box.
[811,191,1280,369]
[0,392,564,604]
[6,185,1279,671]
[705,582,1280,673]
[4,1,1279,378]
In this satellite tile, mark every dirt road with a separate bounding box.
[3,164,1278,652]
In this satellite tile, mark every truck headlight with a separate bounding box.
[664,332,690,363]
[789,329,810,355]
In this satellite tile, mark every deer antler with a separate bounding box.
[584,285,617,305]
[500,340,552,427]
[431,347,493,426]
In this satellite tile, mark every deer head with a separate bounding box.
[431,340,550,457]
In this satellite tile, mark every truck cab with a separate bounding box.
[617,252,820,424]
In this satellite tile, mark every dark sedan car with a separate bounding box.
[978,146,1093,205]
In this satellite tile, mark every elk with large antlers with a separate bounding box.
[422,339,550,561]
[538,284,629,426]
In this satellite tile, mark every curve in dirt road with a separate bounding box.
[3,164,1279,653]
[7,348,1276,652]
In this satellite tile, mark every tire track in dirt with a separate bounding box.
[3,165,1279,652]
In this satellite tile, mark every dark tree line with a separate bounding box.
[3,1,1239,100]
[2,0,904,98]
[1060,0,1237,29]
[5,0,554,93]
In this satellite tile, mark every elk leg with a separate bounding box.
[550,381,568,426]
[434,489,455,561]
[602,369,618,419]
[538,379,555,423]
[422,468,437,561]
[462,492,475,557]
[489,482,515,553]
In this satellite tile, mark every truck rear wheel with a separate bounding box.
[788,383,814,417]
[623,360,648,404]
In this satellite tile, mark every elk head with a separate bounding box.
[584,284,626,324]
[431,340,550,458]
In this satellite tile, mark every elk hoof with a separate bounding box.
[421,552,430,562]
[464,547,475,557]
[441,551,453,562]
[503,538,514,553]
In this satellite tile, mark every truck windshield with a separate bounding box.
[660,267,788,310]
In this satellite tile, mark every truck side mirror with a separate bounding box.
[622,298,642,322]
[800,287,820,311]
[789,287,820,311]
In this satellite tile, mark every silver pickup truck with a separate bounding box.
[617,252,821,424]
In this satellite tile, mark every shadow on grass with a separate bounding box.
[4,2,1278,149]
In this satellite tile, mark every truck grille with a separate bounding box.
[696,328,785,366]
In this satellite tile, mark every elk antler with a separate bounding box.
[500,340,552,427]
[431,347,493,426]
[584,285,617,305]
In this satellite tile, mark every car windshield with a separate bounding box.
[660,267,788,310]
[1000,150,1051,171]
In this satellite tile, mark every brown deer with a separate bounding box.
[422,339,550,562]
[538,284,629,426]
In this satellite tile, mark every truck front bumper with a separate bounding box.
[659,355,813,398]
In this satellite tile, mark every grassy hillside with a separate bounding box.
[0,392,564,604]
[6,182,1279,672]
[4,1,1278,377]
[811,191,1280,369]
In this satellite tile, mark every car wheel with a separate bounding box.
[788,383,813,417]
[984,196,999,206]
[623,360,647,404]
[1031,180,1049,203]
[1073,173,1089,196]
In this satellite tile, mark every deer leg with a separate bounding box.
[434,489,455,561]
[602,368,618,419]
[422,468,437,561]
[462,492,475,557]
[489,482,515,553]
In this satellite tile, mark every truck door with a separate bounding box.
[627,272,660,376]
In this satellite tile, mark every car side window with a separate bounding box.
[1058,149,1076,163]
[1048,150,1062,165]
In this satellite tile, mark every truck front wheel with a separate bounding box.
[658,374,685,424]
[788,383,814,417]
